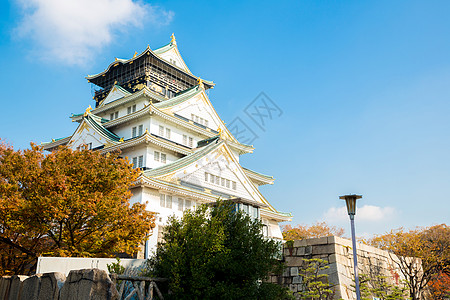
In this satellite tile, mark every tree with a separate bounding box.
[356,274,408,300]
[0,141,155,275]
[428,272,450,300]
[368,224,450,300]
[282,221,345,241]
[298,258,334,300]
[146,201,291,300]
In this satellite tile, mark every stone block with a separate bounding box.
[328,272,340,285]
[282,267,290,277]
[20,274,42,300]
[38,272,66,300]
[284,256,303,267]
[312,243,335,256]
[292,276,302,284]
[0,276,12,300]
[8,275,28,300]
[290,267,298,277]
[296,246,305,256]
[59,269,118,300]
[306,236,329,246]
[293,239,307,248]
[288,284,298,292]
[304,245,312,255]
[328,254,337,263]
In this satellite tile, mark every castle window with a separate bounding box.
[188,137,193,147]
[127,105,136,114]
[154,151,160,161]
[178,198,184,211]
[115,111,119,119]
[205,120,209,127]
[138,155,143,168]
[159,125,164,136]
[161,153,167,164]
[232,181,237,190]
[165,128,171,139]
[185,199,192,209]
[160,194,172,209]
[110,113,114,120]
[138,125,143,136]
[132,157,137,168]
[183,134,187,145]
[205,173,208,181]
[132,127,137,137]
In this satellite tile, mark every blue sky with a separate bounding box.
[1,0,449,237]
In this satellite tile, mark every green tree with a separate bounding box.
[0,141,155,275]
[356,274,408,300]
[146,200,290,300]
[298,258,334,300]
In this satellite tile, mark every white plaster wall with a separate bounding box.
[140,187,198,256]
[97,97,150,121]
[169,94,218,131]
[111,117,151,140]
[150,116,204,148]
[70,130,104,150]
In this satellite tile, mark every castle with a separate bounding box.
[43,34,291,257]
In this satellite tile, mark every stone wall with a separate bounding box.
[0,269,118,300]
[271,236,411,300]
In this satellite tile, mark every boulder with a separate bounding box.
[59,269,118,300]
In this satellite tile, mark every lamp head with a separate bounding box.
[339,194,362,216]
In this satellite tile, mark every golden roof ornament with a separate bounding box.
[133,51,137,58]
[84,105,92,116]
[197,77,204,89]
[171,33,177,45]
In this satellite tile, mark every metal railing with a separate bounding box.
[110,274,168,300]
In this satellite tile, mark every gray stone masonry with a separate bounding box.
[278,235,411,300]
[1,269,118,300]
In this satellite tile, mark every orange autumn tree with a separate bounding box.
[0,141,155,275]
[282,221,345,241]
[368,224,450,300]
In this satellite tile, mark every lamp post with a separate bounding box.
[339,194,362,300]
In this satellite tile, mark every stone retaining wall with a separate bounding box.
[271,236,411,300]
[0,269,118,300]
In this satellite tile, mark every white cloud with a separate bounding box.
[323,205,395,223]
[14,0,174,65]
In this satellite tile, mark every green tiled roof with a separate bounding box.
[153,42,175,55]
[154,85,201,109]
[85,114,121,142]
[243,167,274,180]
[144,139,222,177]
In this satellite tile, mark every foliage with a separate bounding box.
[107,258,126,275]
[367,224,450,300]
[0,141,155,275]
[357,274,408,300]
[282,221,345,241]
[146,200,291,300]
[298,258,334,300]
[428,272,450,300]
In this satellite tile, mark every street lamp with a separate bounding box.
[339,194,362,300]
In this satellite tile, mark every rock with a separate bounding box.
[0,276,12,300]
[59,269,118,300]
[8,275,28,300]
[38,272,66,300]
[20,274,42,300]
